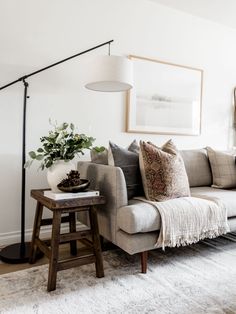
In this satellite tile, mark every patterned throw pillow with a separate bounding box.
[139,140,190,201]
[108,140,144,199]
[206,147,236,188]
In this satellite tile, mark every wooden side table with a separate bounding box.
[29,189,105,292]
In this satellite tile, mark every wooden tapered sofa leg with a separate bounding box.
[140,251,148,273]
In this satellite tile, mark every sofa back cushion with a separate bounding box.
[180,149,212,187]
[90,148,108,165]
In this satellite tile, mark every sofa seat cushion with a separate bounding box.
[191,186,236,218]
[117,187,236,234]
[117,199,161,234]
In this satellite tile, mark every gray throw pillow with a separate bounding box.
[108,140,143,199]
[128,140,140,154]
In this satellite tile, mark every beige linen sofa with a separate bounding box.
[78,148,236,272]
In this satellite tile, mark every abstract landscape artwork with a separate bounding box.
[126,55,203,135]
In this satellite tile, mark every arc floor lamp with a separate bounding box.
[0,39,133,263]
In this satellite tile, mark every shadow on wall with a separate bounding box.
[0,153,52,236]
[0,154,22,233]
[0,154,21,196]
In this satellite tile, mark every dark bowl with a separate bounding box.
[57,179,90,193]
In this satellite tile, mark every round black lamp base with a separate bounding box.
[0,242,32,264]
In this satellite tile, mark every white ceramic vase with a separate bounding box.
[47,160,76,193]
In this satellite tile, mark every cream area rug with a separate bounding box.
[1,235,236,314]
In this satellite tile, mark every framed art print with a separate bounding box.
[126,55,203,135]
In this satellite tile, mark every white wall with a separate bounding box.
[1,0,236,244]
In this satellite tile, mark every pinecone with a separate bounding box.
[58,170,81,187]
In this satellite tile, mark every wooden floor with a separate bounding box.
[0,238,115,276]
[0,244,75,275]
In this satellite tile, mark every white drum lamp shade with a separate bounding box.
[85,55,133,92]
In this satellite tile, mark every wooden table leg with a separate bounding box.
[29,202,43,264]
[140,251,148,273]
[69,212,77,256]
[89,206,104,278]
[47,210,61,292]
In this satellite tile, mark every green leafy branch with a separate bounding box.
[25,122,95,170]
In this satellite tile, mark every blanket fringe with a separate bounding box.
[156,226,229,250]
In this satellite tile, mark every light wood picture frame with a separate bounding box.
[126,55,203,136]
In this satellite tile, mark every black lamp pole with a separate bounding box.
[0,40,113,263]
[21,79,28,257]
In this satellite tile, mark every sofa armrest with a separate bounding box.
[77,161,128,243]
[77,161,128,211]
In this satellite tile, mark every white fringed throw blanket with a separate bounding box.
[135,195,230,250]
